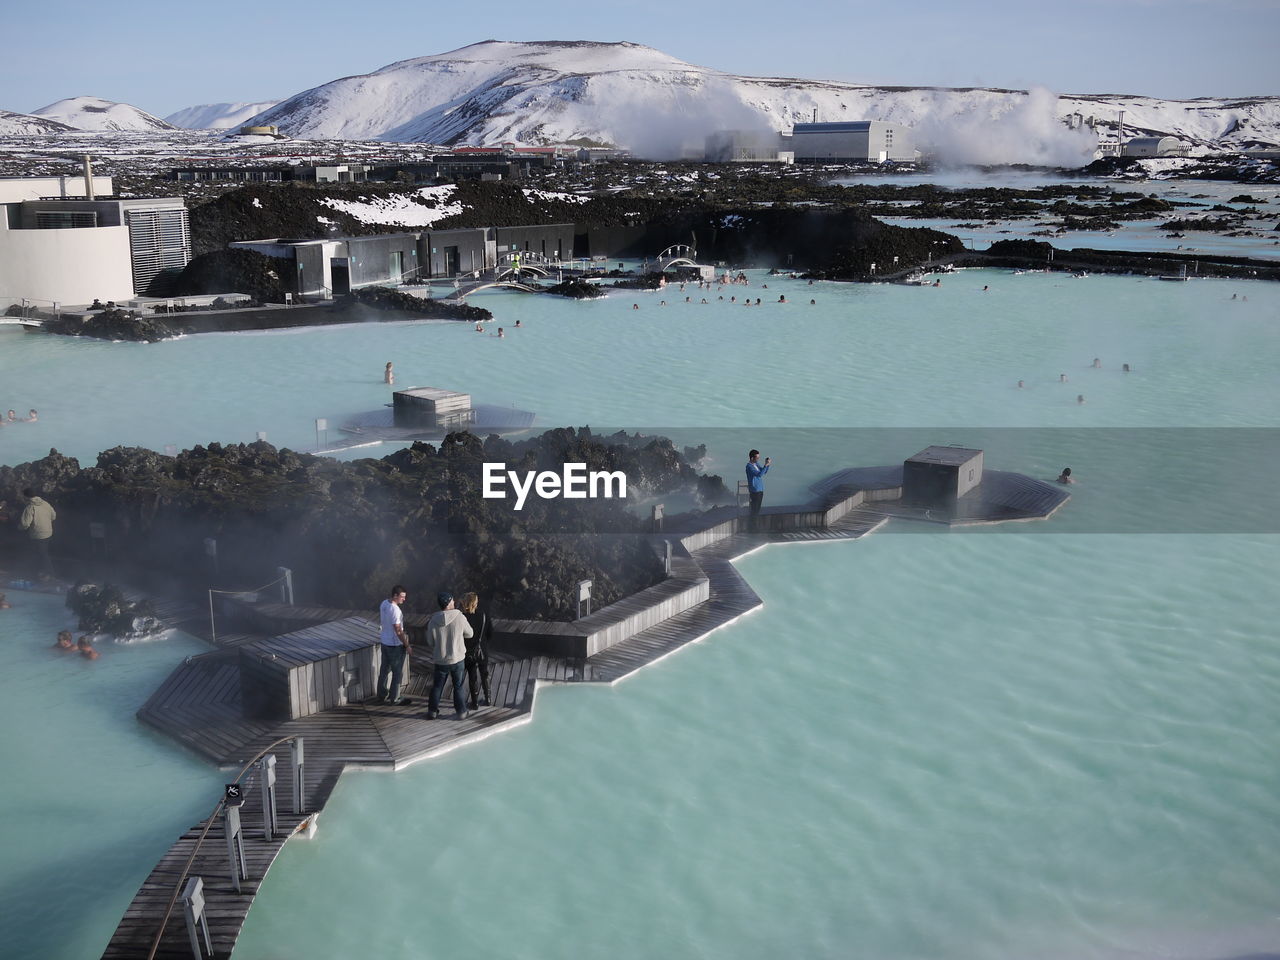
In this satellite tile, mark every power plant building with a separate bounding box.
[704,129,791,163]
[0,174,191,305]
[1121,136,1186,158]
[789,121,915,162]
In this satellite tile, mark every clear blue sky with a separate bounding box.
[3,0,1276,117]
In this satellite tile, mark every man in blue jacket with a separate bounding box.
[745,449,771,528]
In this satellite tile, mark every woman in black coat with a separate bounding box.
[460,591,492,709]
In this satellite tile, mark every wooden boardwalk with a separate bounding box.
[107,499,892,957]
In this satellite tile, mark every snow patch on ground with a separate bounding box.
[523,188,590,204]
[251,197,262,208]
[320,185,463,226]
[1138,157,1201,178]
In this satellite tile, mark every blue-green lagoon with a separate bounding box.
[0,262,1277,958]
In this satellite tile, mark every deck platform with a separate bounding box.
[106,459,1054,958]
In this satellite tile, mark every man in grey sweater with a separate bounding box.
[19,488,56,578]
[426,591,473,720]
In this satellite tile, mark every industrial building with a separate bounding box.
[0,173,191,306]
[232,223,577,298]
[1122,136,1186,158]
[788,121,916,162]
[704,130,792,163]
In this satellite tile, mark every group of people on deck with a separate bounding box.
[377,585,492,720]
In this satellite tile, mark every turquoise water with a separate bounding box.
[1,265,1278,957]
[0,592,220,957]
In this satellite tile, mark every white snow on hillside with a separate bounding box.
[30,96,174,132]
[164,101,281,130]
[523,188,590,204]
[0,109,76,136]
[245,41,1280,160]
[321,185,462,226]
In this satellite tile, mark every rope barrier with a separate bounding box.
[145,736,299,960]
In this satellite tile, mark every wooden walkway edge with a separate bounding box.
[105,501,894,957]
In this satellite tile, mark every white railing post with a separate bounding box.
[222,787,247,892]
[258,754,278,840]
[181,876,213,959]
[290,738,305,814]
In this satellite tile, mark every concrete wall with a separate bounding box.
[420,227,488,277]
[495,223,575,261]
[346,234,421,287]
[0,223,134,304]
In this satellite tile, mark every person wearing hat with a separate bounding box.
[426,591,473,720]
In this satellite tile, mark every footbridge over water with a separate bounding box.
[645,244,716,281]
[0,316,44,329]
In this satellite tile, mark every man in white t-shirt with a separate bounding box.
[377,585,411,705]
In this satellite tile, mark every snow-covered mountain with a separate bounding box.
[0,109,76,136]
[241,40,1280,162]
[164,101,281,130]
[30,96,175,132]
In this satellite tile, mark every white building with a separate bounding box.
[789,121,915,162]
[704,130,792,163]
[0,175,190,307]
[1122,136,1186,158]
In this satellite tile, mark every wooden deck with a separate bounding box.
[107,490,897,957]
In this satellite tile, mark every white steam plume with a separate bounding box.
[605,75,775,160]
[916,87,1098,166]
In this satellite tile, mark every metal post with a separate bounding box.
[290,738,305,814]
[651,503,664,532]
[277,567,294,606]
[258,754,278,840]
[663,540,673,577]
[181,876,213,959]
[315,417,327,450]
[223,801,247,892]
[256,431,267,442]
[576,580,592,621]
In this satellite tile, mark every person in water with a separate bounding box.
[54,630,75,650]
[25,410,36,422]
[1057,467,1075,484]
[384,362,394,385]
[6,410,16,422]
[0,592,10,610]
[497,327,505,338]
[77,636,99,660]
[1077,394,1086,404]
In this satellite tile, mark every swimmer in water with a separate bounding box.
[632,304,639,310]
[26,410,37,422]
[1122,363,1131,372]
[0,592,10,610]
[5,410,16,422]
[809,299,816,305]
[1060,374,1069,383]
[1057,467,1075,484]
[1092,358,1101,369]
[982,285,989,292]
[1077,394,1086,404]
[515,319,522,328]
[1017,380,1025,388]
[78,636,99,660]
[778,295,786,303]
[384,362,394,385]
[54,630,75,651]
[932,280,941,287]
[497,328,505,338]
[476,323,484,332]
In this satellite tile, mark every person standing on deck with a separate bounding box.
[377,585,412,706]
[460,591,492,709]
[19,488,56,578]
[745,450,771,528]
[427,591,472,720]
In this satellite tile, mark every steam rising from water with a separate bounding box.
[609,76,773,160]
[917,86,1098,167]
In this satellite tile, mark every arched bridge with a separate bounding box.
[654,244,699,271]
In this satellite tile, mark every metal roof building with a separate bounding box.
[789,121,915,162]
